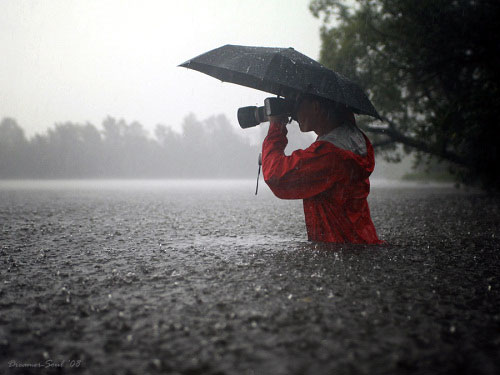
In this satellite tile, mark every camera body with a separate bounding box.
[237,97,295,129]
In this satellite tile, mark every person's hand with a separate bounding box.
[269,115,288,131]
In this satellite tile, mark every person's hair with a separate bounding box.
[315,96,350,123]
[300,94,352,124]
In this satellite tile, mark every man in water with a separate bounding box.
[262,95,382,244]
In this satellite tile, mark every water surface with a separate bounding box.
[1,180,498,374]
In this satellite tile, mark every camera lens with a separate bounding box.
[237,106,260,128]
[255,107,268,124]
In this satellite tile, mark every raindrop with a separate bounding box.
[152,359,161,370]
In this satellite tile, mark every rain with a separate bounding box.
[1,1,500,375]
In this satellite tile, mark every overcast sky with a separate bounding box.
[0,0,323,137]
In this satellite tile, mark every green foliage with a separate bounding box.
[310,0,500,190]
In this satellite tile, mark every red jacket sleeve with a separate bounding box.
[262,121,346,199]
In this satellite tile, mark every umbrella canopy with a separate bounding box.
[179,44,381,120]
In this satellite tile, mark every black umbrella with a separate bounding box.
[179,44,380,120]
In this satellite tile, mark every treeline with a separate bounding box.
[0,114,263,179]
[311,0,500,189]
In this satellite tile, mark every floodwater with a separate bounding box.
[1,180,499,375]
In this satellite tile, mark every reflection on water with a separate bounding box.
[0,178,498,374]
[0,178,455,191]
[0,179,257,191]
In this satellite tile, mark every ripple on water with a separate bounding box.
[0,181,499,374]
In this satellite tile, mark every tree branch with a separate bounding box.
[372,138,396,148]
[366,117,466,166]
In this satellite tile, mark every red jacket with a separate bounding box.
[262,121,382,244]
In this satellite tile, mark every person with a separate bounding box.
[262,94,383,244]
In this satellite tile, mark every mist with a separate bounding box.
[0,114,325,180]
[1,113,420,182]
[0,1,322,138]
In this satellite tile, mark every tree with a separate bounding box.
[310,0,500,189]
[0,118,28,177]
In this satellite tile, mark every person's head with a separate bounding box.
[293,95,351,136]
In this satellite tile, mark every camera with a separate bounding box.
[237,97,296,129]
